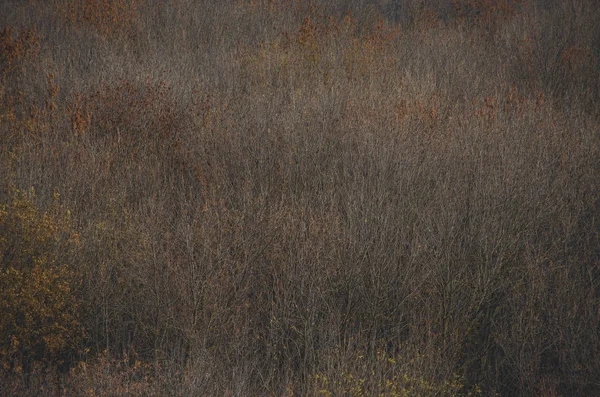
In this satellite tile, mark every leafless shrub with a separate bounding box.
[1,0,598,395]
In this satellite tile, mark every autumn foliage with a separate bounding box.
[0,188,83,375]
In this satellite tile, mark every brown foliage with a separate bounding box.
[54,0,144,38]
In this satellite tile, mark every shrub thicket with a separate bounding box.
[0,0,598,395]
[0,188,83,380]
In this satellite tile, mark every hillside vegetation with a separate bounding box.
[1,0,599,395]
